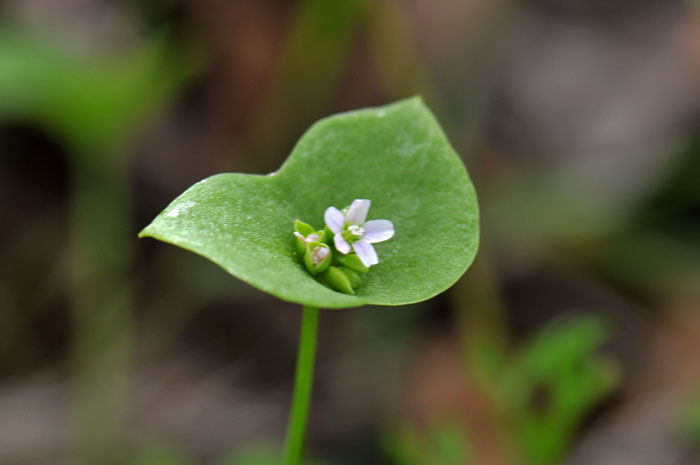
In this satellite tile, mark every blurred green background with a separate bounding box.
[1,0,699,464]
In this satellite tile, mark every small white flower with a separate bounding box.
[324,199,394,267]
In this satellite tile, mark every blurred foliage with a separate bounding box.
[131,444,327,465]
[218,445,326,465]
[682,390,700,446]
[0,18,200,464]
[132,446,192,465]
[383,314,617,465]
[497,315,618,465]
[580,138,700,300]
[637,137,700,234]
[0,26,198,151]
[366,0,439,104]
[486,138,700,304]
[243,0,367,172]
[383,420,472,465]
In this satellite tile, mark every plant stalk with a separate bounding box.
[283,305,320,465]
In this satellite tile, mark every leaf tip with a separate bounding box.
[137,226,152,239]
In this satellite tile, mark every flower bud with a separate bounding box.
[294,220,315,236]
[335,253,369,273]
[294,231,323,257]
[304,242,331,275]
[320,266,355,295]
[340,267,361,288]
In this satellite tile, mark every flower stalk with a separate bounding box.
[282,305,320,465]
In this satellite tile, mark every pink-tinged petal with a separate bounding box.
[352,240,379,267]
[362,220,394,243]
[346,199,370,224]
[324,207,344,233]
[334,234,351,254]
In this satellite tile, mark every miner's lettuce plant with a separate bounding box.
[139,97,479,465]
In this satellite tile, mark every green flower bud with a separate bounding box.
[340,267,361,288]
[320,266,355,295]
[304,242,331,275]
[335,253,369,273]
[294,230,322,257]
[294,219,316,236]
[314,228,327,245]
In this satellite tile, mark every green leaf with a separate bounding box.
[139,97,479,308]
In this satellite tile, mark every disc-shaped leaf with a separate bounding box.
[140,98,479,308]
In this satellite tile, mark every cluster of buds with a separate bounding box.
[293,199,394,295]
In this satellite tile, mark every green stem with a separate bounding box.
[283,305,320,465]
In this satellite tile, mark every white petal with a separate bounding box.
[346,199,370,224]
[334,234,351,254]
[324,207,344,233]
[362,220,394,243]
[352,240,379,267]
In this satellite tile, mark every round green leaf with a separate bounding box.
[139,97,479,308]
